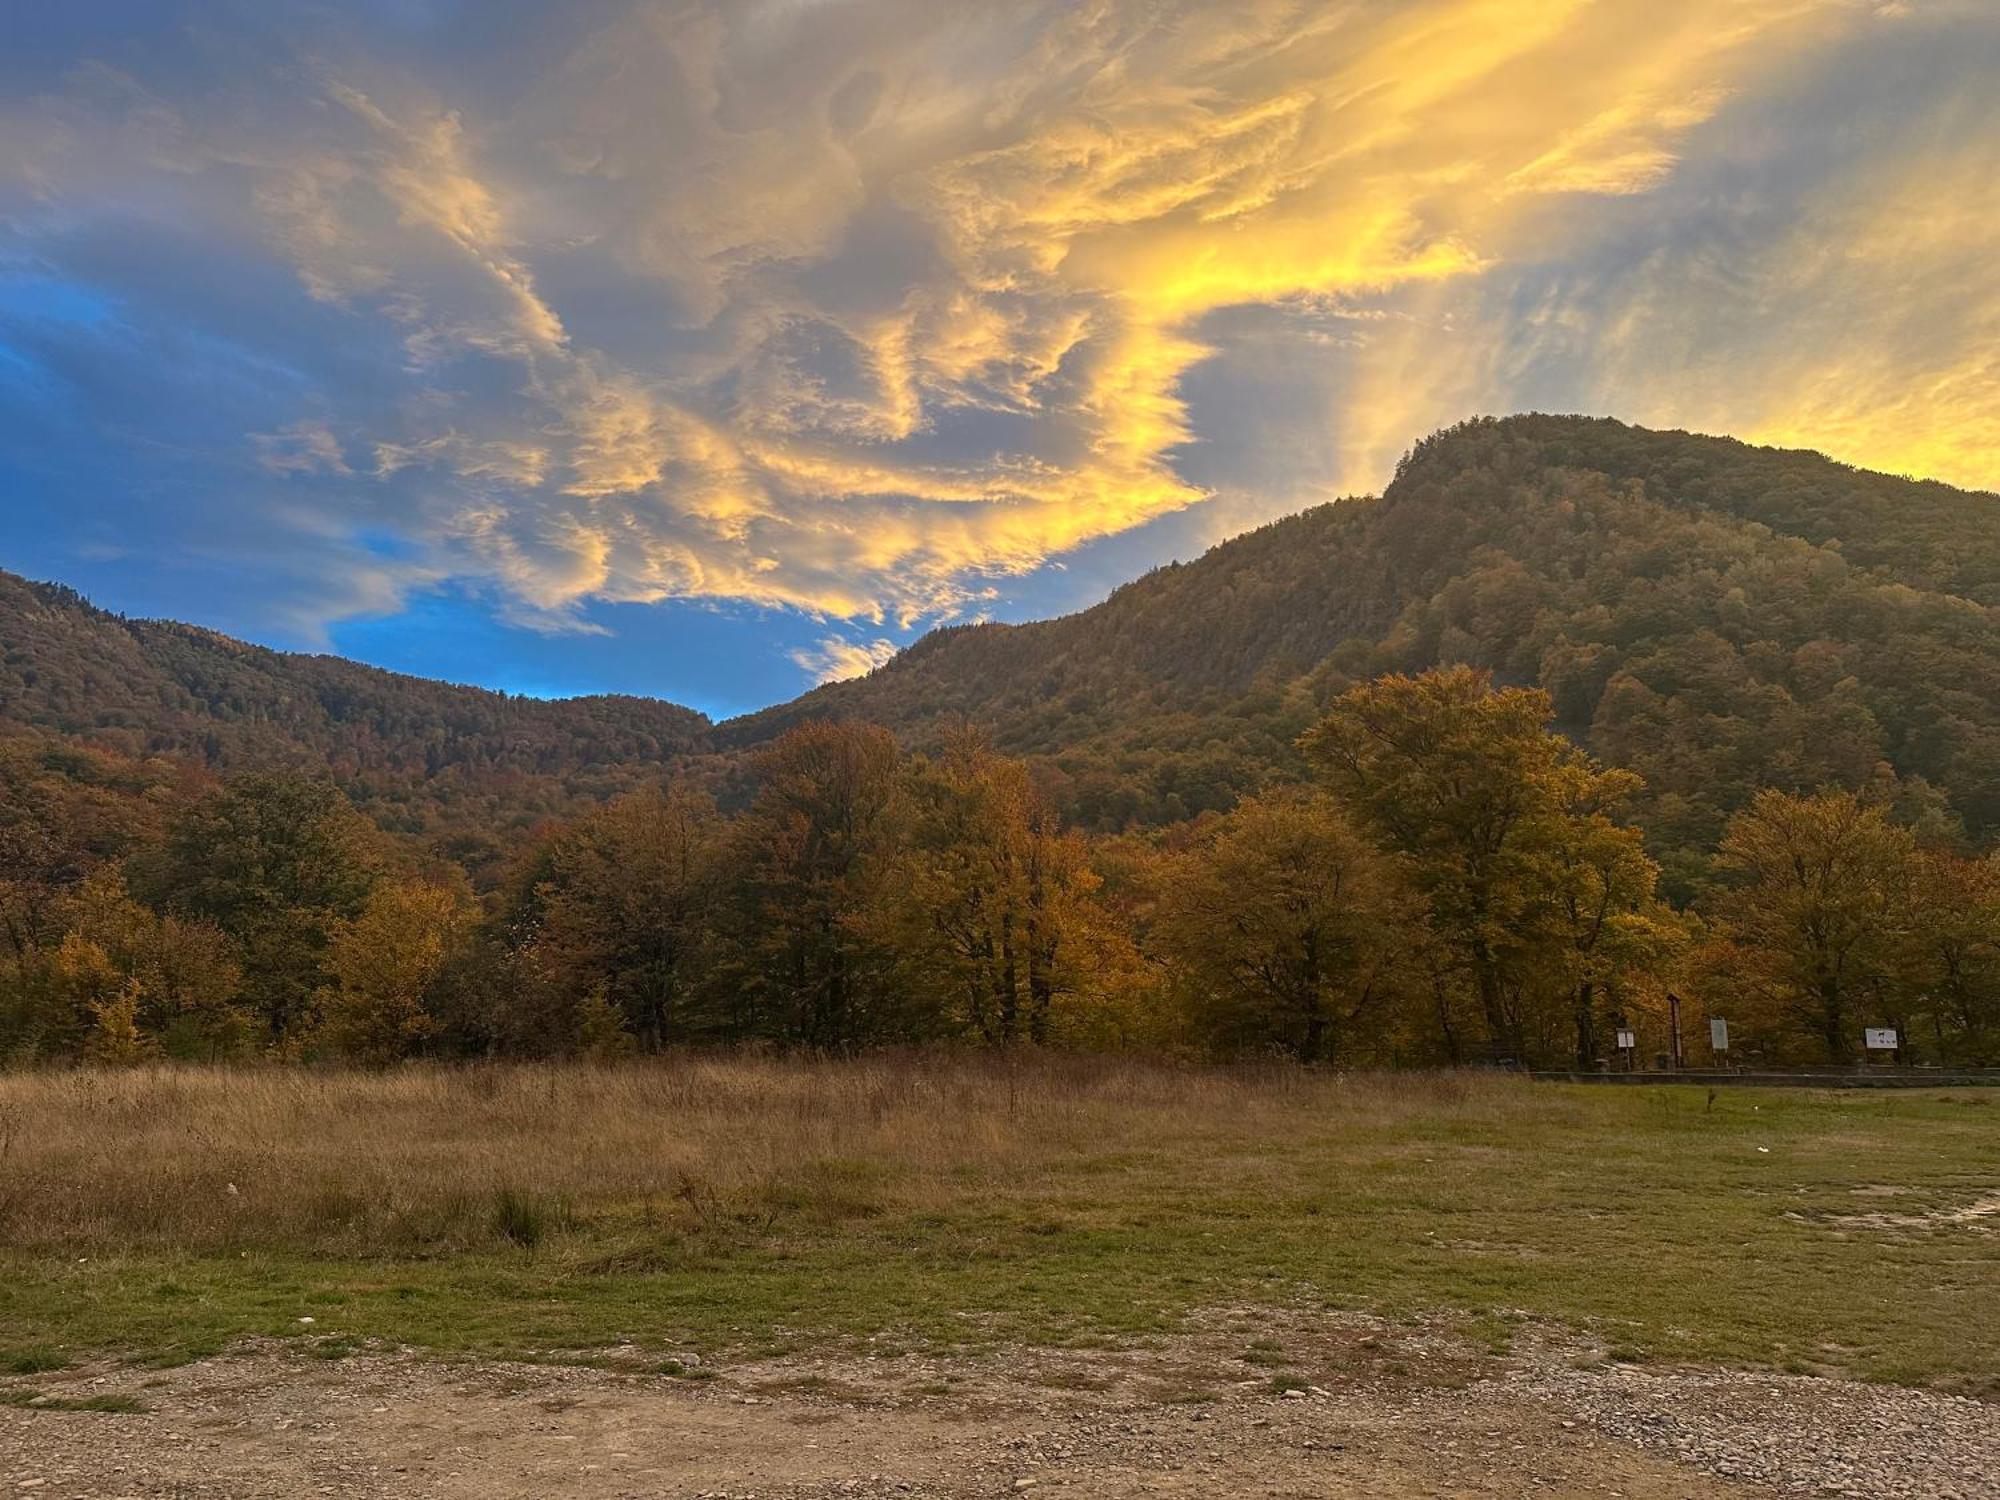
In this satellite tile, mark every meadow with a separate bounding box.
[0,1056,1994,1395]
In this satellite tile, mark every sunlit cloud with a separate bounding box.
[1690,140,2000,490]
[789,635,901,685]
[1,0,1995,682]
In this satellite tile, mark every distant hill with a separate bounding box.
[0,572,710,873]
[6,415,1998,889]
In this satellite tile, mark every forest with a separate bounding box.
[4,665,1994,1072]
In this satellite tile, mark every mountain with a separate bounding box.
[723,415,2000,886]
[0,572,709,874]
[6,415,1998,890]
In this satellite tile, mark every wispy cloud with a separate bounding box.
[789,635,900,684]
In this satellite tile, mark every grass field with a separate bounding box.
[0,1057,1993,1395]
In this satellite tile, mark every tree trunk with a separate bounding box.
[1025,925,1052,1047]
[1573,980,1596,1069]
[1818,972,1849,1063]
[1299,929,1325,1063]
[1473,951,1518,1062]
[1432,973,1462,1064]
[997,910,1019,1045]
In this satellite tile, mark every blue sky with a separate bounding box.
[3,1,1995,720]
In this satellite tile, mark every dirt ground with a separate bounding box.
[3,1313,1993,1499]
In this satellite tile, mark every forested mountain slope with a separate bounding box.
[0,573,709,867]
[723,416,2000,882]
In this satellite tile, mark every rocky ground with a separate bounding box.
[3,1312,1993,1499]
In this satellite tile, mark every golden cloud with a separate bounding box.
[28,0,1982,637]
[1731,143,2000,491]
[789,636,902,685]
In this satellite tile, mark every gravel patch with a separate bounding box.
[1509,1354,1998,1498]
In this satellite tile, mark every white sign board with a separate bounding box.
[1864,1027,1899,1051]
[1615,1029,1636,1050]
[1709,1018,1729,1051]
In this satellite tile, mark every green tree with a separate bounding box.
[142,775,380,1047]
[729,722,906,1049]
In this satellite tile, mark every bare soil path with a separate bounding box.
[3,1315,1993,1499]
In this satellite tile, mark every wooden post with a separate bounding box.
[1667,992,1684,1073]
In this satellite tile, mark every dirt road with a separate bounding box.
[3,1314,1992,1498]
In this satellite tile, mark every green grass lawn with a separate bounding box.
[1,1077,1994,1394]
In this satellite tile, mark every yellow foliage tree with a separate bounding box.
[83,982,155,1066]
[874,733,1145,1047]
[317,880,471,1063]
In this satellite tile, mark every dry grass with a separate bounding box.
[0,1053,1519,1253]
[1,1057,1994,1393]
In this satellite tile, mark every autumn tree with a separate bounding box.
[1153,790,1416,1063]
[317,878,474,1063]
[61,870,246,1058]
[0,739,189,1057]
[1531,761,1688,1067]
[1302,667,1659,1064]
[139,775,381,1047]
[81,981,153,1065]
[511,785,725,1051]
[0,800,79,987]
[1895,849,2000,1064]
[46,930,131,1059]
[1703,789,1915,1062]
[727,721,907,1048]
[876,733,1139,1047]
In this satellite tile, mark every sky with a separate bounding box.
[2,1,1995,719]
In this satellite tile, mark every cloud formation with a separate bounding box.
[1,0,1995,677]
[789,635,901,686]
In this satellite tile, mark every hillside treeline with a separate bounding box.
[6,668,1995,1071]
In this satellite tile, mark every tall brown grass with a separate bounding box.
[0,1054,1534,1254]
